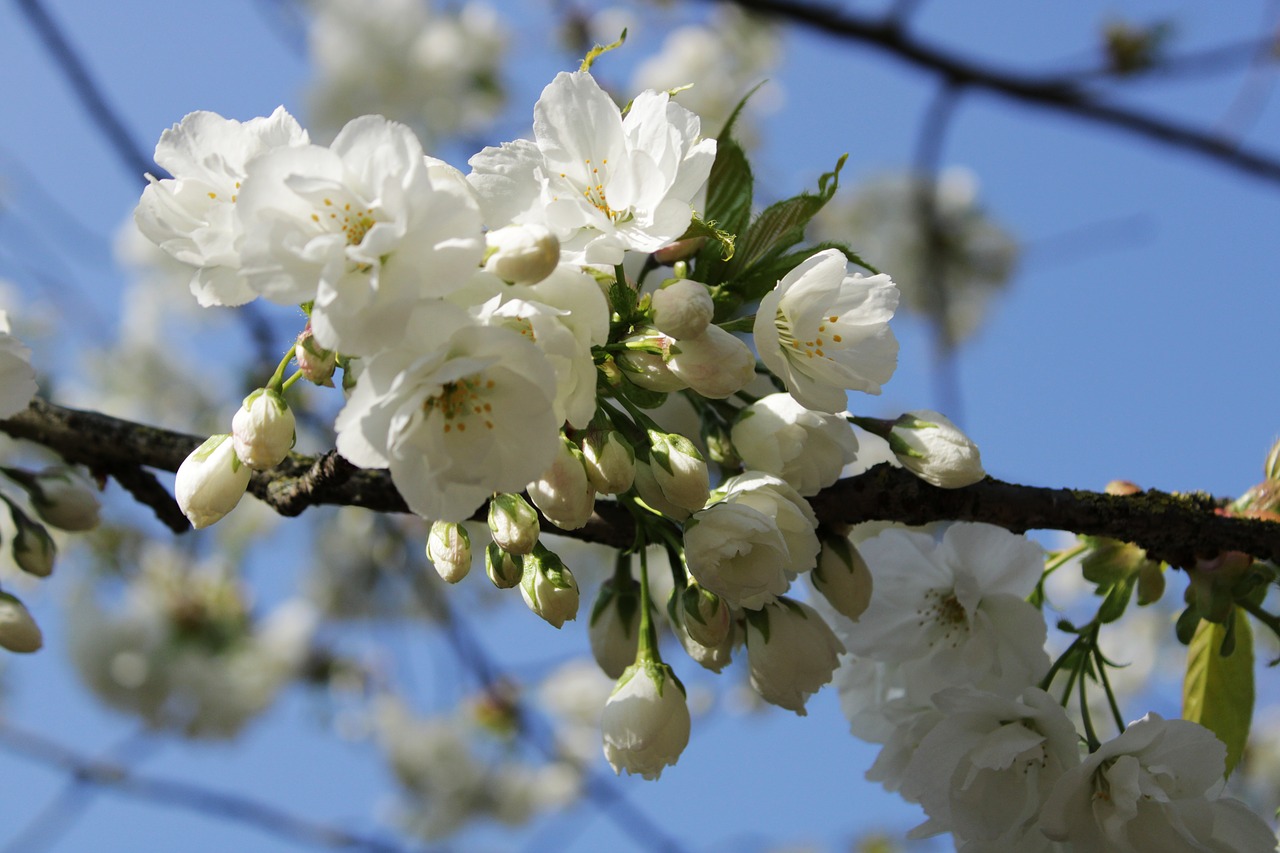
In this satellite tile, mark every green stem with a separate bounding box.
[1239,597,1280,645]
[717,316,756,334]
[1091,641,1127,735]
[266,347,296,393]
[279,369,304,393]
[637,545,660,663]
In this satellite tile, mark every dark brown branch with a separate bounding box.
[712,0,1280,186]
[3,398,1278,567]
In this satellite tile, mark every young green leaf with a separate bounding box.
[1183,608,1254,777]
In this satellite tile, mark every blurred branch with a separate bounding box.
[710,0,1280,185]
[2,398,1279,568]
[13,0,163,181]
[0,719,422,853]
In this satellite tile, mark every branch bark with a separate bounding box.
[2,398,1278,568]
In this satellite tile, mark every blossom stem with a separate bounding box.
[279,369,304,393]
[1076,625,1102,751]
[636,545,660,662]
[1090,640,1127,735]
[1238,597,1280,651]
[265,347,296,393]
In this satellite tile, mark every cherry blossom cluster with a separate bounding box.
[131,51,1277,850]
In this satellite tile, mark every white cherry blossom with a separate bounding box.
[754,248,899,412]
[468,71,716,265]
[732,392,859,496]
[334,303,558,522]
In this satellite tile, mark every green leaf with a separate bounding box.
[715,81,767,141]
[693,137,753,285]
[726,153,847,281]
[1183,608,1254,777]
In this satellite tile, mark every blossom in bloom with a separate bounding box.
[744,598,842,714]
[589,575,641,679]
[899,687,1081,849]
[468,71,716,266]
[651,279,714,340]
[175,434,252,529]
[718,472,820,577]
[236,116,483,355]
[601,658,691,780]
[0,311,37,417]
[231,388,295,470]
[844,522,1050,697]
[519,545,579,628]
[1041,713,1276,851]
[334,303,559,522]
[666,325,757,399]
[684,499,790,609]
[527,435,595,531]
[134,107,309,307]
[484,223,560,284]
[754,248,899,412]
[890,409,985,488]
[426,521,472,583]
[0,592,42,653]
[731,392,859,496]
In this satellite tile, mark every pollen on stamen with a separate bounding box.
[324,198,333,206]
[833,334,843,342]
[207,192,217,199]
[828,315,838,322]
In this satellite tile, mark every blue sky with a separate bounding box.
[1,1,1279,851]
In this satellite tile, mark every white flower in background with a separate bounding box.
[134,107,309,307]
[744,598,842,714]
[651,279,714,340]
[632,5,780,140]
[899,687,1081,849]
[538,659,616,766]
[484,223,560,284]
[236,116,484,355]
[307,0,505,147]
[845,522,1049,696]
[67,549,316,738]
[732,392,859,496]
[526,435,595,531]
[468,71,716,266]
[812,167,1018,346]
[719,471,820,577]
[231,387,295,470]
[889,409,985,488]
[334,303,559,522]
[175,434,252,529]
[0,593,42,653]
[1041,713,1276,851]
[684,499,790,609]
[666,325,757,399]
[601,658,691,780]
[0,311,37,417]
[754,248,899,412]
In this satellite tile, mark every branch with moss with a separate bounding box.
[3,398,1277,568]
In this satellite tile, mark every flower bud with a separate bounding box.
[632,459,691,522]
[666,326,756,399]
[10,504,54,578]
[520,544,579,628]
[732,393,859,496]
[651,279,714,340]
[175,434,252,529]
[810,536,873,622]
[15,467,100,531]
[485,542,523,589]
[589,575,642,678]
[669,582,730,649]
[651,237,706,266]
[601,657,690,780]
[427,521,472,583]
[647,431,710,513]
[488,493,540,556]
[672,610,735,672]
[0,592,42,653]
[295,324,337,387]
[580,430,635,495]
[483,223,560,284]
[888,410,985,488]
[232,388,296,470]
[744,598,842,715]
[527,437,595,531]
[617,329,687,393]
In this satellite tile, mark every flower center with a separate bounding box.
[917,588,969,648]
[775,310,844,360]
[310,197,379,246]
[423,376,497,434]
[558,158,621,221]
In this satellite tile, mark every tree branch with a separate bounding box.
[711,0,1280,186]
[2,398,1277,567]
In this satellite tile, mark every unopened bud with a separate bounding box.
[520,544,579,628]
[581,430,635,495]
[485,542,523,589]
[527,437,595,531]
[651,279,714,340]
[488,493,540,555]
[1106,480,1142,496]
[295,324,337,387]
[427,521,472,583]
[9,502,54,578]
[647,431,710,513]
[232,388,296,470]
[811,537,873,622]
[589,575,642,678]
[670,581,730,648]
[0,592,42,653]
[666,325,756,399]
[617,329,686,393]
[175,434,252,529]
[888,410,985,489]
[651,237,706,266]
[483,223,561,284]
[8,467,100,532]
